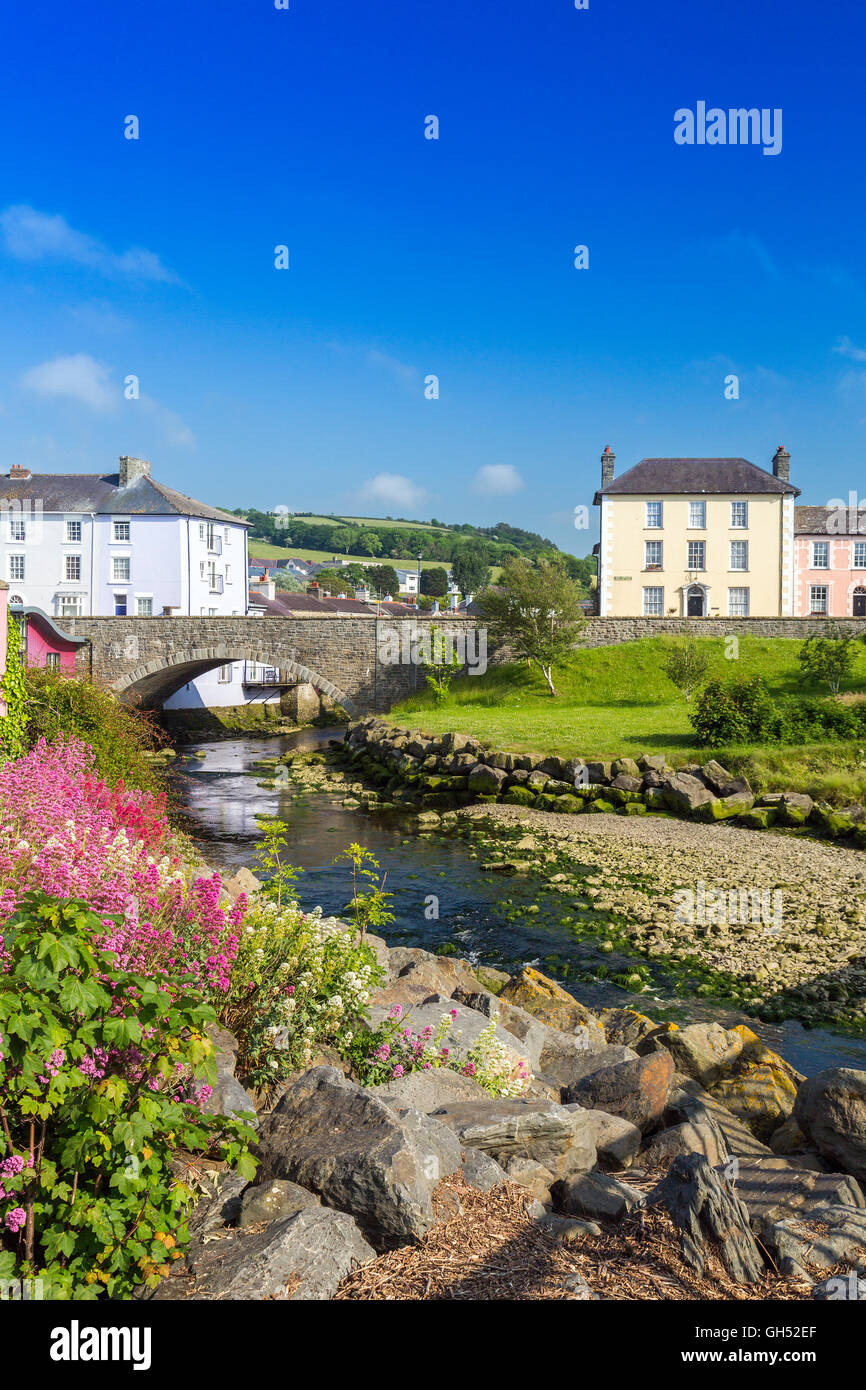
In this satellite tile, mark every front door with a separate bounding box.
[687,586,704,617]
[854,589,866,617]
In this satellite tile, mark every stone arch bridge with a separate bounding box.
[63,614,483,714]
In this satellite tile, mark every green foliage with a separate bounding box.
[313,568,357,597]
[0,614,28,759]
[0,893,256,1300]
[479,557,586,696]
[419,566,449,597]
[451,545,490,597]
[253,817,304,909]
[332,843,395,941]
[690,676,782,744]
[423,626,463,706]
[799,629,861,695]
[21,668,166,794]
[348,1007,531,1097]
[366,564,401,598]
[661,638,710,703]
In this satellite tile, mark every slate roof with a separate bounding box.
[593,457,799,503]
[0,471,248,525]
[795,505,839,535]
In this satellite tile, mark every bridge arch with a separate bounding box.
[110,646,359,714]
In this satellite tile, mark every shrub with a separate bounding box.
[798,629,861,695]
[349,1004,532,1097]
[690,676,782,744]
[661,638,709,703]
[0,893,256,1299]
[20,668,166,795]
[220,901,382,1091]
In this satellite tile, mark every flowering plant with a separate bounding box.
[220,900,382,1092]
[352,1005,532,1098]
[0,893,257,1300]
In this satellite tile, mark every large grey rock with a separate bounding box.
[557,1171,644,1221]
[565,1049,675,1133]
[663,1023,744,1088]
[663,773,716,815]
[238,1179,320,1228]
[573,1108,642,1170]
[642,1119,730,1170]
[203,1073,259,1126]
[186,1172,249,1242]
[765,1204,866,1280]
[460,1148,509,1191]
[468,763,508,794]
[370,1068,489,1113]
[794,1068,866,1181]
[666,1080,774,1158]
[152,1207,375,1300]
[729,1155,865,1236]
[429,1098,596,1178]
[255,1067,462,1249]
[502,1156,555,1205]
[649,1153,764,1283]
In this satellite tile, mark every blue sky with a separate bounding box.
[1,0,864,554]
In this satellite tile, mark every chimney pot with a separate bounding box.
[8,465,31,480]
[601,446,615,488]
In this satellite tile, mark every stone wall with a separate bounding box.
[578,616,866,648]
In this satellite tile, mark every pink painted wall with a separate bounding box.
[26,616,78,671]
[794,534,866,616]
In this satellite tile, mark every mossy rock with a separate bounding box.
[535,793,561,812]
[584,798,615,814]
[623,802,648,816]
[503,786,536,807]
[607,788,644,806]
[556,795,584,815]
[735,807,777,830]
[642,788,667,810]
[810,802,856,838]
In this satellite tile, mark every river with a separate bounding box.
[169,728,866,1078]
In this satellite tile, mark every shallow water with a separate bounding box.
[169,729,866,1078]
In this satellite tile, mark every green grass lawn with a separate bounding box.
[246,539,503,581]
[388,636,866,803]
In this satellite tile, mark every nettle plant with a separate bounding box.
[0,893,256,1300]
[351,1005,532,1098]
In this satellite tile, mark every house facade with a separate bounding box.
[593,447,799,618]
[0,456,252,708]
[793,505,866,616]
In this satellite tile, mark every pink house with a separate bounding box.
[794,506,866,617]
[11,606,86,672]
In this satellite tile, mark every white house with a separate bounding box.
[0,455,260,710]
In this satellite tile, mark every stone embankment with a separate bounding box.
[337,717,866,842]
[150,922,866,1302]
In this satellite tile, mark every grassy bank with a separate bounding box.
[388,636,866,803]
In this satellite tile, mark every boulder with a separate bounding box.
[255,1067,463,1249]
[565,1049,675,1132]
[794,1068,866,1180]
[637,754,669,773]
[663,773,716,815]
[764,1204,866,1280]
[810,802,856,838]
[729,1155,865,1236]
[556,1171,643,1221]
[611,757,641,779]
[575,1108,642,1170]
[500,968,605,1038]
[712,1057,800,1141]
[778,792,814,826]
[152,1207,375,1300]
[450,989,552,1070]
[369,1068,490,1112]
[648,1153,764,1283]
[502,1156,555,1205]
[642,1119,729,1170]
[666,1083,774,1160]
[468,763,508,795]
[585,761,612,785]
[429,1098,597,1178]
[699,760,733,795]
[185,1172,249,1242]
[238,1179,320,1228]
[611,774,643,793]
[222,867,263,902]
[663,1023,744,1088]
[461,1148,509,1191]
[203,1074,258,1126]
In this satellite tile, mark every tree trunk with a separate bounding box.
[541,664,557,696]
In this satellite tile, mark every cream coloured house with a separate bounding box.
[592,447,799,618]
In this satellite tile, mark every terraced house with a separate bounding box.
[793,505,866,617]
[593,446,800,618]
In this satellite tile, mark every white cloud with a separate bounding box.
[20,353,116,412]
[834,335,866,364]
[473,463,524,496]
[360,473,428,512]
[366,349,418,389]
[0,205,178,283]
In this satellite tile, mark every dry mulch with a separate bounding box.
[334,1175,809,1302]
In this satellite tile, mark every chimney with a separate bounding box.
[772,445,791,482]
[307,581,321,598]
[8,465,31,480]
[118,456,151,487]
[601,445,615,488]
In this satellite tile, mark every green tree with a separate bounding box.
[799,629,860,695]
[359,531,382,557]
[313,568,357,597]
[420,566,449,597]
[479,558,585,696]
[661,638,710,703]
[330,526,356,554]
[422,626,463,705]
[367,564,400,597]
[450,545,490,597]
